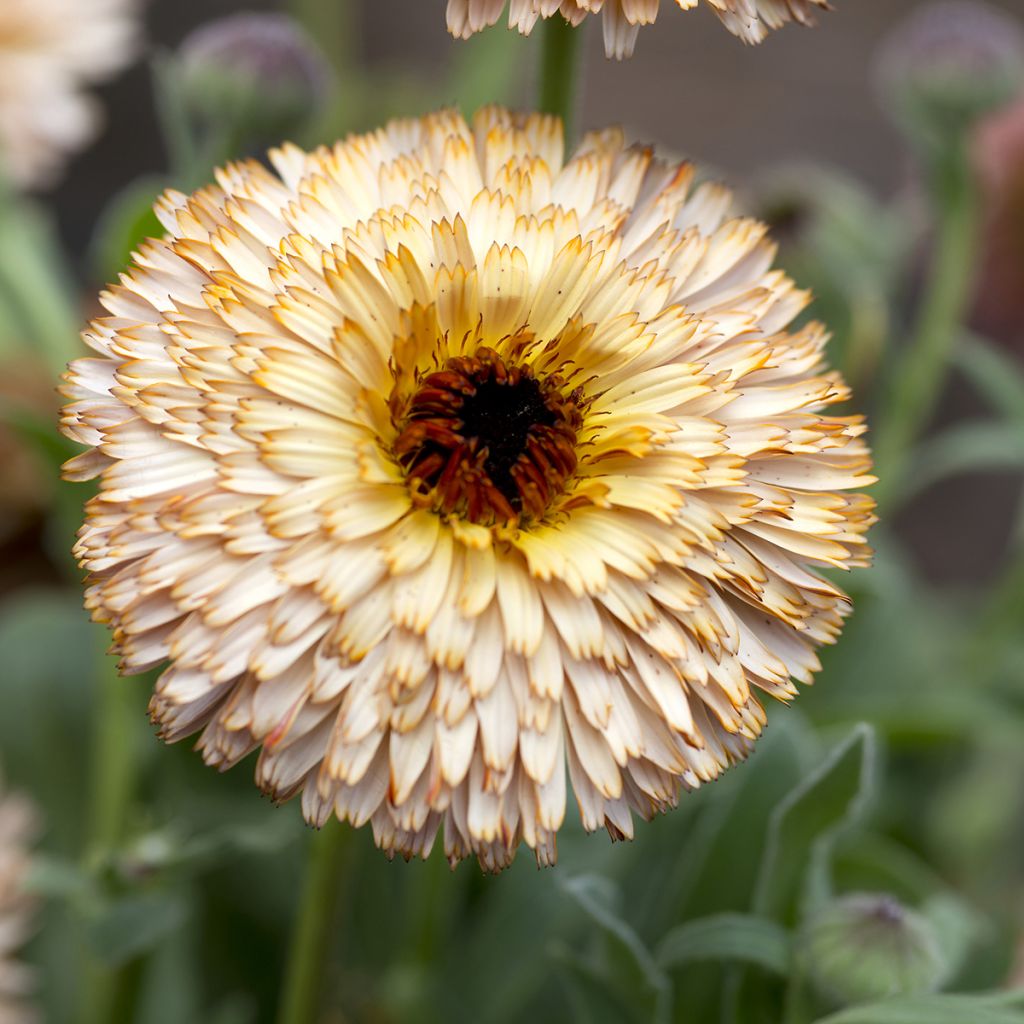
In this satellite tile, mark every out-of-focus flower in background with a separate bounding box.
[178,12,332,154]
[973,94,1024,354]
[876,0,1024,157]
[804,893,948,1007]
[60,106,874,872]
[0,0,138,189]
[446,0,832,59]
[0,777,38,1024]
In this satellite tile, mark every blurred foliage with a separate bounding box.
[0,2,1023,1023]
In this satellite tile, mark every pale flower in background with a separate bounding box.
[61,107,874,872]
[0,0,138,189]
[446,0,833,59]
[0,780,37,1024]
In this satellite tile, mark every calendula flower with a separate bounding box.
[0,781,37,1022]
[0,0,138,188]
[446,0,833,59]
[61,107,874,871]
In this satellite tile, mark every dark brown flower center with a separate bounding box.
[394,347,583,526]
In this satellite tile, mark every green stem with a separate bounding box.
[288,0,355,78]
[151,52,202,187]
[88,650,137,854]
[82,644,140,1024]
[0,188,80,378]
[276,823,350,1024]
[873,143,979,507]
[537,16,582,137]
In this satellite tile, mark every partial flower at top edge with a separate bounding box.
[446,0,833,59]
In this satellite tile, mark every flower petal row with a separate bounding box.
[0,0,138,187]
[62,108,874,871]
[446,0,833,58]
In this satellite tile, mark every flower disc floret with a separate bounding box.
[394,345,584,525]
[61,107,875,871]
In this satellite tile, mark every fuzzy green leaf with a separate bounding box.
[813,992,1024,1024]
[754,723,877,923]
[656,913,793,975]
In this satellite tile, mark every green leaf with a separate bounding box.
[955,333,1024,425]
[26,854,96,905]
[812,991,1024,1024]
[87,889,189,966]
[560,875,672,1024]
[89,176,166,282]
[901,421,1024,502]
[0,194,80,374]
[656,913,793,975]
[919,892,986,985]
[753,723,877,923]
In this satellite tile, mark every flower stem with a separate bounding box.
[288,0,355,78]
[538,16,582,137]
[873,143,979,507]
[276,822,350,1024]
[82,644,140,1024]
[89,652,137,853]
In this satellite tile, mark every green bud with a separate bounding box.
[178,13,332,144]
[804,893,948,1007]
[876,2,1024,152]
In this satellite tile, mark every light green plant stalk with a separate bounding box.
[872,141,979,508]
[288,0,360,136]
[276,822,351,1024]
[82,644,142,1024]
[538,16,583,138]
[0,179,80,378]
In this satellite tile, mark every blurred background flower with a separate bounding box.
[176,12,332,163]
[0,0,139,190]
[0,778,38,1024]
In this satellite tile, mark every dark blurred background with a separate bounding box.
[56,0,1024,255]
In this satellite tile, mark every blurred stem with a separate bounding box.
[88,650,137,853]
[0,187,79,377]
[873,142,979,507]
[289,0,355,78]
[152,52,201,186]
[82,644,140,1024]
[538,16,582,137]
[289,0,359,135]
[276,822,350,1024]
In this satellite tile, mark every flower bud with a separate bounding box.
[178,13,331,142]
[876,2,1024,149]
[804,893,947,1007]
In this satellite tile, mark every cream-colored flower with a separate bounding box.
[0,0,138,188]
[447,0,832,58]
[0,781,37,1023]
[62,107,874,872]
